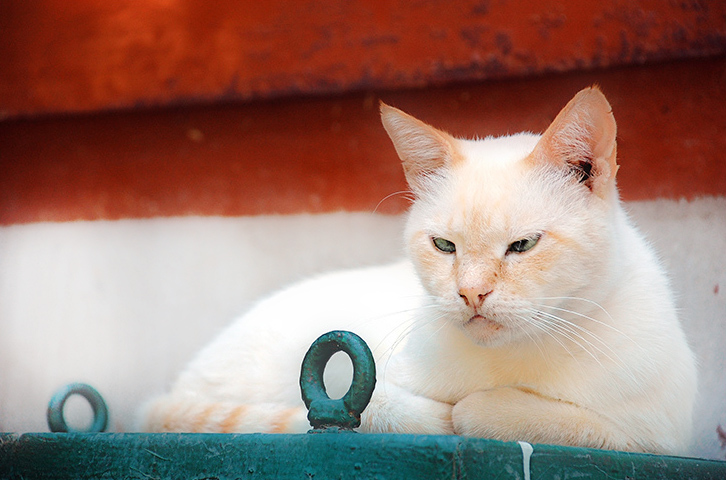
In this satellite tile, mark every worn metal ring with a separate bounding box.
[299,330,376,430]
[47,383,109,433]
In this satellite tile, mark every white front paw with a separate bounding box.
[452,390,499,438]
[361,384,454,434]
[411,397,454,434]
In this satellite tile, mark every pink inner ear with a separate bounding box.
[380,103,460,194]
[530,87,618,197]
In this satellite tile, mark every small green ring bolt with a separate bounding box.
[47,383,109,433]
[300,330,376,431]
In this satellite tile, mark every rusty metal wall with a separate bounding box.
[1,1,724,118]
[2,56,724,225]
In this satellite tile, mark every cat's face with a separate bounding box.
[381,87,619,347]
[405,142,614,347]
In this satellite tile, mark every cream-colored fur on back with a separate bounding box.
[141,88,697,455]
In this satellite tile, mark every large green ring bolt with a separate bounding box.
[300,330,376,432]
[47,383,109,433]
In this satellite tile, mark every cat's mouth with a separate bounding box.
[465,314,503,331]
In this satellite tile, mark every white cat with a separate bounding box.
[141,87,697,455]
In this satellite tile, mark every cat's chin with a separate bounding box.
[461,314,508,346]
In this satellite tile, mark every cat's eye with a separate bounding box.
[507,234,541,254]
[432,237,456,254]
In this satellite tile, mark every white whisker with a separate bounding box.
[530,296,614,323]
[513,314,553,362]
[529,296,647,356]
[373,190,414,213]
[524,311,589,367]
[525,308,639,384]
[531,309,611,365]
[535,303,642,351]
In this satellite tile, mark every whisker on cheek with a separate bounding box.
[530,298,643,351]
[513,314,550,361]
[522,307,640,385]
[521,312,584,367]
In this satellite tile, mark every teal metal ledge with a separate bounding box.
[2,432,726,480]
[5,331,724,479]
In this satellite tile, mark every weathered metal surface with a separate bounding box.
[9,331,719,479]
[47,383,108,433]
[1,1,725,118]
[2,432,726,479]
[1,56,723,226]
[300,330,376,432]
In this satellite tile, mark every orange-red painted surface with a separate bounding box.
[1,1,725,118]
[1,57,724,225]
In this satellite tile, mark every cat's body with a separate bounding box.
[142,88,697,455]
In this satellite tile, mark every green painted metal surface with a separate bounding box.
[2,432,726,479]
[4,330,726,479]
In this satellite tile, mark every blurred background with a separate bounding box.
[1,0,725,459]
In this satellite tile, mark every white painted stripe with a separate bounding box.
[518,441,533,480]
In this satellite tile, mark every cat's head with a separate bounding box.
[381,87,620,347]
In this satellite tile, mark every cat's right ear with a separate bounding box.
[380,102,460,195]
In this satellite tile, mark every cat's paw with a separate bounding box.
[411,397,454,435]
[361,384,454,434]
[452,388,628,449]
[452,387,553,440]
[452,389,511,439]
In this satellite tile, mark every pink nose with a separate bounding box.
[458,287,492,308]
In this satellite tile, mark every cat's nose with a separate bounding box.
[458,287,492,308]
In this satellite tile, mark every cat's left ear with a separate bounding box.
[530,86,619,199]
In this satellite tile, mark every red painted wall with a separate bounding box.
[2,1,724,118]
[2,57,724,225]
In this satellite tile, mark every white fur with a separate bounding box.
[140,119,697,454]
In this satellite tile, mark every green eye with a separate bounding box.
[507,234,541,254]
[432,237,456,253]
